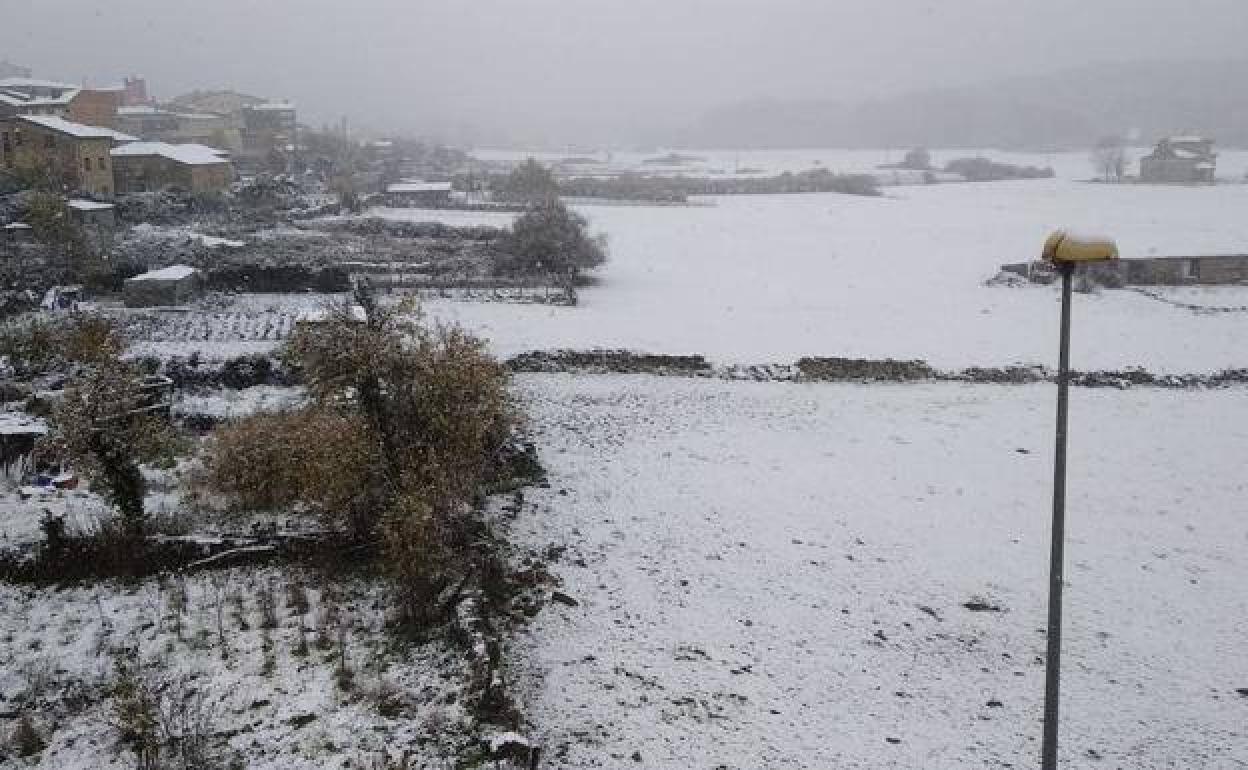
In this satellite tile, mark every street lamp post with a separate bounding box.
[1039,231,1118,770]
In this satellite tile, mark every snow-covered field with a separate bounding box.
[392,180,1248,372]
[508,373,1248,769]
[473,146,1248,183]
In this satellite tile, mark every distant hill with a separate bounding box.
[682,60,1248,150]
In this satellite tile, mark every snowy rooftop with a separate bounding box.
[127,264,200,282]
[0,76,77,91]
[387,181,453,193]
[1166,136,1211,144]
[18,115,136,141]
[248,102,296,111]
[3,223,32,230]
[0,413,48,436]
[0,89,79,107]
[117,105,170,116]
[67,199,115,211]
[111,141,231,166]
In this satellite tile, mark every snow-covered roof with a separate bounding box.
[17,115,136,141]
[1166,136,1210,144]
[117,105,170,116]
[67,199,115,211]
[3,223,32,230]
[127,264,200,282]
[0,413,48,436]
[111,141,230,166]
[387,181,453,193]
[0,76,77,91]
[0,88,79,107]
[247,102,296,111]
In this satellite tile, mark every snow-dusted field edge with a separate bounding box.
[506,374,1248,769]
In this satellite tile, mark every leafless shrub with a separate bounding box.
[10,713,45,757]
[197,286,517,627]
[110,657,227,770]
[257,581,279,629]
[285,579,310,617]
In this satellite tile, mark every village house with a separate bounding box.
[115,105,180,137]
[120,76,149,107]
[0,77,122,128]
[0,114,136,198]
[110,141,234,195]
[1139,136,1216,184]
[116,106,236,151]
[240,101,297,160]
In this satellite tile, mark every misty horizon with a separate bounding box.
[4,0,1248,147]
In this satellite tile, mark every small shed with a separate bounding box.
[67,199,117,229]
[2,222,32,243]
[123,264,204,307]
[384,181,453,206]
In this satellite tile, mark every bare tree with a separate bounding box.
[1091,136,1128,183]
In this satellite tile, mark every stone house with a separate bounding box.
[1139,136,1216,184]
[0,114,135,198]
[110,142,234,195]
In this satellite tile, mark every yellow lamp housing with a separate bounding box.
[1042,230,1119,264]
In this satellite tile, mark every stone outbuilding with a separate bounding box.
[67,199,116,229]
[123,264,204,307]
[111,142,234,195]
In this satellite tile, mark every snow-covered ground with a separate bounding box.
[508,373,1248,769]
[398,180,1248,372]
[0,567,475,769]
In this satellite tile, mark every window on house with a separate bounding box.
[1182,259,1200,280]
[84,157,92,171]
[44,135,55,149]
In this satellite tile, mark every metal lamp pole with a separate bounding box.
[1041,259,1074,770]
[1037,231,1117,770]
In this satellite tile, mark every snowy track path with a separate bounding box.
[509,375,1248,769]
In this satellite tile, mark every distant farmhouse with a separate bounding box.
[384,181,453,206]
[1139,136,1216,184]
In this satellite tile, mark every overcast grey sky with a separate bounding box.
[3,0,1246,145]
